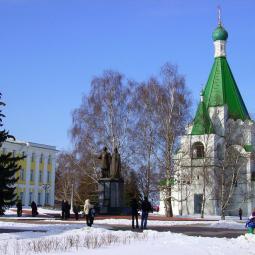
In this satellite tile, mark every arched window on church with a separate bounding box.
[251,172,255,181]
[192,142,205,158]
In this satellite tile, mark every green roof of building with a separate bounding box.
[191,100,214,135]
[212,25,228,41]
[191,20,250,136]
[203,56,250,121]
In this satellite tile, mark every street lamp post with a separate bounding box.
[70,183,74,213]
[41,184,50,206]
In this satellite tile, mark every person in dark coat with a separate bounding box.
[31,201,38,217]
[73,205,80,220]
[239,208,243,220]
[130,197,139,229]
[89,207,96,226]
[61,199,68,220]
[141,196,152,230]
[16,200,22,217]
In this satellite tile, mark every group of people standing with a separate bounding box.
[61,199,95,227]
[61,199,71,220]
[131,196,153,229]
[16,200,38,217]
[61,196,152,229]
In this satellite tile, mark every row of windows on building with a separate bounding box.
[19,191,50,205]
[191,142,255,182]
[1,148,52,164]
[19,169,51,183]
[178,172,255,187]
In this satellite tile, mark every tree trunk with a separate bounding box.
[220,167,225,220]
[185,185,190,215]
[221,207,225,220]
[165,197,173,217]
[164,186,173,217]
[201,172,206,218]
[201,194,205,219]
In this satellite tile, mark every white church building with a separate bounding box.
[160,17,255,217]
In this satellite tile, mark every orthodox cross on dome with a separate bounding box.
[213,7,228,58]
[217,6,222,26]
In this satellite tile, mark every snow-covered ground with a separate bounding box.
[51,230,255,255]
[0,209,252,255]
[0,222,253,255]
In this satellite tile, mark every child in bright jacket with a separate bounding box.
[245,211,255,229]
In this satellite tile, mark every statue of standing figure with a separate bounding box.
[110,147,121,179]
[98,147,111,178]
[98,146,122,179]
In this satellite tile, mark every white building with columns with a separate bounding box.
[1,139,57,207]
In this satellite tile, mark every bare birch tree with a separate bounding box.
[55,152,77,202]
[70,70,134,200]
[57,66,191,211]
[155,63,191,217]
[129,79,160,199]
[214,119,253,219]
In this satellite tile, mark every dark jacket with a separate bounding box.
[130,198,139,214]
[141,199,152,213]
[31,201,38,216]
[246,217,255,228]
[73,205,80,214]
[16,201,22,211]
[61,200,68,212]
[31,201,37,210]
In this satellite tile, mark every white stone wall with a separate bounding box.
[208,106,227,136]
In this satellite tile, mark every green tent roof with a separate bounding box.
[191,100,214,135]
[191,23,250,136]
[203,56,250,121]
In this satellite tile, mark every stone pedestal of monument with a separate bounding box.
[98,178,124,214]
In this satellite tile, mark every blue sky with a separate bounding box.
[1,0,255,151]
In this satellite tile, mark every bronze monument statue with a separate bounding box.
[110,147,121,179]
[98,146,124,214]
[98,147,111,178]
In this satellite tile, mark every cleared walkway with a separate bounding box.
[100,224,245,238]
[0,215,246,238]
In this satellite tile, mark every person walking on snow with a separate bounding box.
[141,196,152,230]
[130,197,139,229]
[31,201,38,217]
[84,199,94,227]
[16,200,22,217]
[239,208,243,220]
[61,199,68,220]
